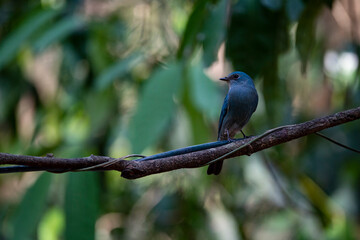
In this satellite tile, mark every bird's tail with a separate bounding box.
[207,160,223,175]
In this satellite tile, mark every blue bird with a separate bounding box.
[207,71,258,175]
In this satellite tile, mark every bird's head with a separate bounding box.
[219,71,254,86]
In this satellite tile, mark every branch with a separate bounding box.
[0,107,359,179]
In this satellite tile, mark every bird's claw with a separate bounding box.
[227,138,236,143]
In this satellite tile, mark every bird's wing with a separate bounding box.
[217,93,229,139]
[252,89,259,113]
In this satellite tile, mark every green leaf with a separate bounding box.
[33,15,85,53]
[87,26,114,74]
[286,0,304,21]
[226,1,289,77]
[202,0,228,66]
[38,208,64,240]
[262,57,283,124]
[261,0,283,11]
[183,72,213,144]
[128,63,183,153]
[295,0,322,73]
[0,9,58,70]
[177,0,208,59]
[299,175,332,227]
[10,173,52,240]
[85,88,117,138]
[65,172,99,240]
[177,0,228,65]
[189,63,222,120]
[94,53,142,90]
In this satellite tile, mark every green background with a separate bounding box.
[0,0,359,239]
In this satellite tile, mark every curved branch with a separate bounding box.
[0,107,359,179]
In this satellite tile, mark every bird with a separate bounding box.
[0,72,258,175]
[207,71,258,175]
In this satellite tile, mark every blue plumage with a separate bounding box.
[207,71,258,175]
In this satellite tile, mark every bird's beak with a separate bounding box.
[219,77,228,81]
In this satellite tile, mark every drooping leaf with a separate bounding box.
[38,207,64,240]
[65,172,99,240]
[177,0,208,59]
[202,0,228,66]
[177,0,228,66]
[299,175,332,227]
[85,88,117,138]
[182,66,214,144]
[87,22,123,74]
[226,0,289,77]
[295,0,323,73]
[0,9,58,70]
[261,0,283,11]
[128,62,183,153]
[33,15,85,53]
[286,0,304,21]
[10,173,52,240]
[189,63,222,120]
[94,53,142,90]
[262,56,287,124]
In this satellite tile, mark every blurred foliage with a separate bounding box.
[0,0,359,239]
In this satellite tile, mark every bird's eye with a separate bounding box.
[233,74,240,79]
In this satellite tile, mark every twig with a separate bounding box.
[314,132,360,153]
[0,106,359,179]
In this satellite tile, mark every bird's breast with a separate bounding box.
[227,85,257,113]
